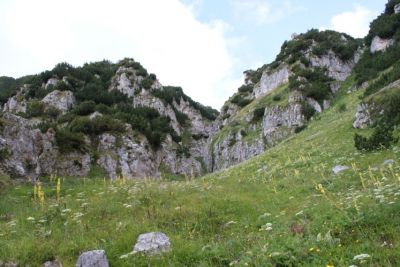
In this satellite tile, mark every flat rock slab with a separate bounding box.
[133,232,171,255]
[332,165,350,174]
[76,250,109,267]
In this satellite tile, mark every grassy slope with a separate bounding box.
[0,79,399,266]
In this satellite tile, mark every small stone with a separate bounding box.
[76,250,109,267]
[332,165,349,174]
[43,259,62,267]
[4,262,18,267]
[383,159,395,165]
[133,232,171,255]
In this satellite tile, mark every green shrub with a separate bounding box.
[45,107,61,119]
[26,100,45,118]
[0,148,10,161]
[140,77,154,89]
[55,129,87,153]
[238,84,254,93]
[176,145,191,158]
[354,124,398,151]
[252,107,265,122]
[273,95,281,101]
[0,171,11,194]
[294,125,307,133]
[73,101,96,116]
[338,103,347,113]
[301,102,316,121]
[69,116,125,136]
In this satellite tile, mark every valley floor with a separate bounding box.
[0,86,399,266]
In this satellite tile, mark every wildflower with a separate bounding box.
[326,265,334,267]
[224,221,237,227]
[259,213,271,219]
[353,254,370,261]
[260,223,273,231]
[119,251,135,259]
[26,217,35,221]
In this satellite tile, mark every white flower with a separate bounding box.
[224,221,237,227]
[353,253,370,261]
[260,223,273,231]
[26,217,35,221]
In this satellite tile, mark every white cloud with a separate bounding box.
[325,5,376,38]
[232,0,302,25]
[0,0,239,109]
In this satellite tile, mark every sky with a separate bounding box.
[0,0,388,109]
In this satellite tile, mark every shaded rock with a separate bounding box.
[76,250,109,267]
[306,98,322,113]
[133,232,171,255]
[395,3,400,14]
[42,90,75,113]
[89,111,102,120]
[45,78,60,89]
[383,159,395,165]
[353,103,372,129]
[253,66,290,98]
[332,165,349,174]
[370,36,394,53]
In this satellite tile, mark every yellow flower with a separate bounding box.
[326,265,334,267]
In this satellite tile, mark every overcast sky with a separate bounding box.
[0,0,387,109]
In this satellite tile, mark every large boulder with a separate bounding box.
[370,36,394,54]
[42,90,76,112]
[76,250,109,267]
[133,232,171,255]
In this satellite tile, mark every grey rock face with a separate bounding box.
[332,165,349,174]
[76,250,109,267]
[42,90,76,112]
[56,152,91,177]
[211,131,265,171]
[353,103,372,129]
[370,36,394,53]
[262,103,305,146]
[3,95,27,114]
[110,67,142,97]
[133,232,171,255]
[309,51,356,81]
[395,3,400,14]
[253,66,290,98]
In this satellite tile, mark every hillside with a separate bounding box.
[0,0,400,266]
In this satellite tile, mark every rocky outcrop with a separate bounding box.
[370,36,394,54]
[55,152,91,177]
[45,78,60,89]
[308,51,358,81]
[253,66,290,98]
[353,103,373,129]
[262,103,304,146]
[110,67,142,97]
[211,131,265,171]
[97,133,159,179]
[42,90,76,112]
[3,86,29,114]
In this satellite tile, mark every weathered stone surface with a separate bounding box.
[211,132,265,171]
[3,95,27,114]
[253,66,290,98]
[353,103,372,129]
[309,51,357,81]
[332,165,349,174]
[370,36,394,53]
[42,90,75,112]
[133,232,171,255]
[76,250,109,267]
[56,152,91,177]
